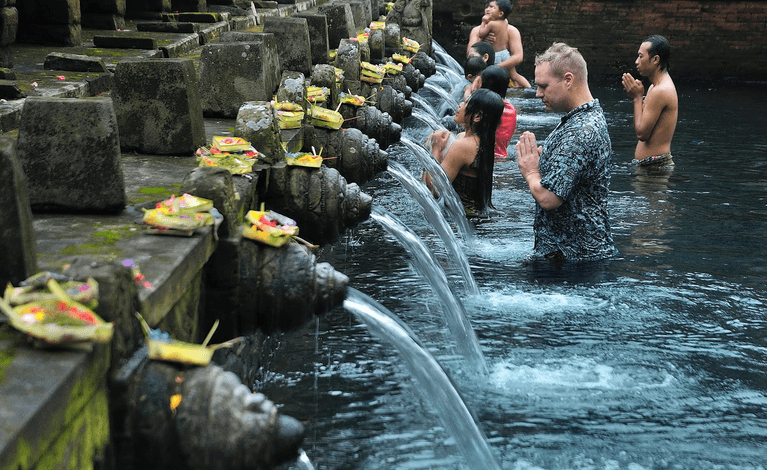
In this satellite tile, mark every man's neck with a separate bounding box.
[647,68,668,87]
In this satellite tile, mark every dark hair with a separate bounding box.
[463,56,488,79]
[644,34,671,72]
[488,0,513,18]
[480,65,510,97]
[465,88,504,212]
[469,41,495,66]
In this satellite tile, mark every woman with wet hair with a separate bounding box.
[425,88,505,216]
[478,65,517,161]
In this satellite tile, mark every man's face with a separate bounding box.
[485,1,502,19]
[534,62,568,112]
[635,42,654,77]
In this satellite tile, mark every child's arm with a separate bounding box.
[478,15,494,38]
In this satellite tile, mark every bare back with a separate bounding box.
[635,73,678,159]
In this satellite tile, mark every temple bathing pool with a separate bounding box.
[265,51,767,469]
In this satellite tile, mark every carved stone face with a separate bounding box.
[175,365,305,469]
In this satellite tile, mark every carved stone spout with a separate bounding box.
[258,164,372,244]
[340,106,401,150]
[303,126,389,181]
[238,241,349,334]
[115,358,305,470]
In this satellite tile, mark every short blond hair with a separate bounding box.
[535,42,588,82]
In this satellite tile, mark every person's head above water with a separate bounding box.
[468,41,495,66]
[534,42,593,113]
[480,65,511,97]
[463,56,488,82]
[642,34,671,72]
[486,0,513,19]
[463,88,505,211]
[535,42,588,83]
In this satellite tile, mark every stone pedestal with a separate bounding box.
[262,17,312,76]
[17,97,126,213]
[112,58,206,155]
[198,39,281,118]
[293,13,330,66]
[317,2,354,49]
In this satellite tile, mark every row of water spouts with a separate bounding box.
[334,42,502,470]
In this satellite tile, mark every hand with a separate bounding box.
[515,131,541,179]
[622,73,644,100]
[484,31,496,45]
[428,130,450,161]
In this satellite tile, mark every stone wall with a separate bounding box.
[432,0,767,84]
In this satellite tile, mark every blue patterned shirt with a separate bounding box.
[535,99,618,261]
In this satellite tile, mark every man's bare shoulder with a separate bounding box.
[648,75,678,106]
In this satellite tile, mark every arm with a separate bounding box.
[466,27,481,56]
[478,16,494,38]
[497,24,524,69]
[622,74,668,141]
[516,131,563,210]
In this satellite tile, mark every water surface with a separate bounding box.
[265,77,767,469]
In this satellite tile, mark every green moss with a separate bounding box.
[139,186,174,195]
[60,225,140,258]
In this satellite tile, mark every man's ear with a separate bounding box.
[651,55,660,66]
[563,71,574,87]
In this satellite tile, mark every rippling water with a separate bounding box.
[266,72,767,469]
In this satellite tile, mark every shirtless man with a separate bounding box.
[621,35,678,166]
[466,0,531,88]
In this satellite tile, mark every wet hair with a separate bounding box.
[487,0,513,18]
[464,88,504,212]
[463,56,488,80]
[480,65,510,97]
[469,41,495,66]
[535,42,588,82]
[644,34,671,72]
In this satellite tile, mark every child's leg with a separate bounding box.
[509,67,531,88]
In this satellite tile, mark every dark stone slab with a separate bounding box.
[0,79,23,99]
[136,21,199,33]
[93,34,157,50]
[262,17,312,75]
[43,52,110,73]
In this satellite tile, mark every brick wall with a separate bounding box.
[433,0,767,84]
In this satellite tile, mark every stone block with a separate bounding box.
[0,79,23,99]
[82,0,127,15]
[310,63,339,109]
[93,34,157,50]
[112,58,206,155]
[126,0,171,17]
[275,71,306,106]
[0,46,11,68]
[172,0,207,12]
[198,41,281,118]
[181,167,238,239]
[234,101,283,164]
[17,23,81,46]
[137,21,199,33]
[18,0,81,25]
[317,3,354,49]
[368,28,384,62]
[0,135,37,286]
[293,13,330,66]
[337,0,370,32]
[0,7,18,47]
[335,38,361,91]
[82,13,126,30]
[17,97,126,213]
[177,11,224,22]
[44,52,110,73]
[262,17,312,75]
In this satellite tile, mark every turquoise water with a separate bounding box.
[265,65,767,469]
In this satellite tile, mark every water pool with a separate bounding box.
[264,67,767,469]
